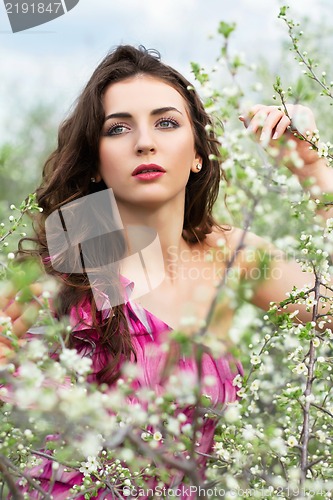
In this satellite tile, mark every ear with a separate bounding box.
[191,155,203,173]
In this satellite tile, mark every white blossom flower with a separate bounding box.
[293,362,307,375]
[270,437,287,455]
[305,297,317,308]
[232,374,243,388]
[236,387,246,398]
[74,357,93,376]
[121,361,141,379]
[316,430,327,443]
[19,362,45,387]
[305,393,315,403]
[78,434,103,457]
[181,423,192,435]
[325,218,333,234]
[79,456,100,476]
[287,436,298,447]
[14,387,41,408]
[313,338,320,347]
[250,355,261,365]
[25,339,48,361]
[214,442,230,460]
[165,417,180,436]
[250,379,260,392]
[224,403,240,423]
[242,424,256,441]
[177,413,187,423]
[59,348,92,376]
[317,141,329,158]
[153,432,163,441]
[289,310,299,319]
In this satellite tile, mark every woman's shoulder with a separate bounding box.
[202,225,284,280]
[204,224,281,254]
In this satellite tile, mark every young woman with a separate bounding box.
[1,45,333,498]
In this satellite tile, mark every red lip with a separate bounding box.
[132,164,166,176]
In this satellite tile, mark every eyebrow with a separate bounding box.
[104,106,183,122]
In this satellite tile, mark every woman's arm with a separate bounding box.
[0,283,42,364]
[240,104,333,222]
[211,104,333,327]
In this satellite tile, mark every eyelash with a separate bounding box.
[105,116,180,136]
[105,122,128,136]
[156,116,180,128]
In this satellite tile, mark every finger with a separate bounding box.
[247,108,271,135]
[0,281,16,310]
[15,283,44,305]
[2,283,43,322]
[248,104,267,117]
[0,281,43,310]
[3,298,25,322]
[240,105,267,130]
[259,110,290,143]
[272,114,292,140]
[12,303,40,337]
[0,338,26,366]
[0,343,15,364]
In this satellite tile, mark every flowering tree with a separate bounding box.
[0,6,333,499]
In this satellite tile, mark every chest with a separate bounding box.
[133,258,235,342]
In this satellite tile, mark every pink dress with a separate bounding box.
[17,278,243,499]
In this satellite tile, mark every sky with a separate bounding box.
[0,0,331,140]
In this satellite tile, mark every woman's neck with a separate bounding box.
[116,197,192,284]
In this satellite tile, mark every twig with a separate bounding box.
[0,203,32,244]
[299,270,321,492]
[280,14,333,100]
[310,401,333,419]
[0,454,52,500]
[126,430,201,487]
[0,460,24,500]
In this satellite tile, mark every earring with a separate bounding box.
[91,177,96,183]
[195,163,202,171]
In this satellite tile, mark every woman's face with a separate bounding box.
[98,75,201,209]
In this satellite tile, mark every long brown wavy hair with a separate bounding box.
[22,45,225,385]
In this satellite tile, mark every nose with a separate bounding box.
[135,127,156,156]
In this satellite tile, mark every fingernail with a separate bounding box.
[272,132,279,140]
[260,132,270,147]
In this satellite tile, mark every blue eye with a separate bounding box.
[157,117,179,129]
[105,123,129,136]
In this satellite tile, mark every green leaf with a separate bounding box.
[218,21,236,39]
[278,6,288,18]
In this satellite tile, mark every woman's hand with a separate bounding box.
[239,104,324,175]
[0,283,42,364]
